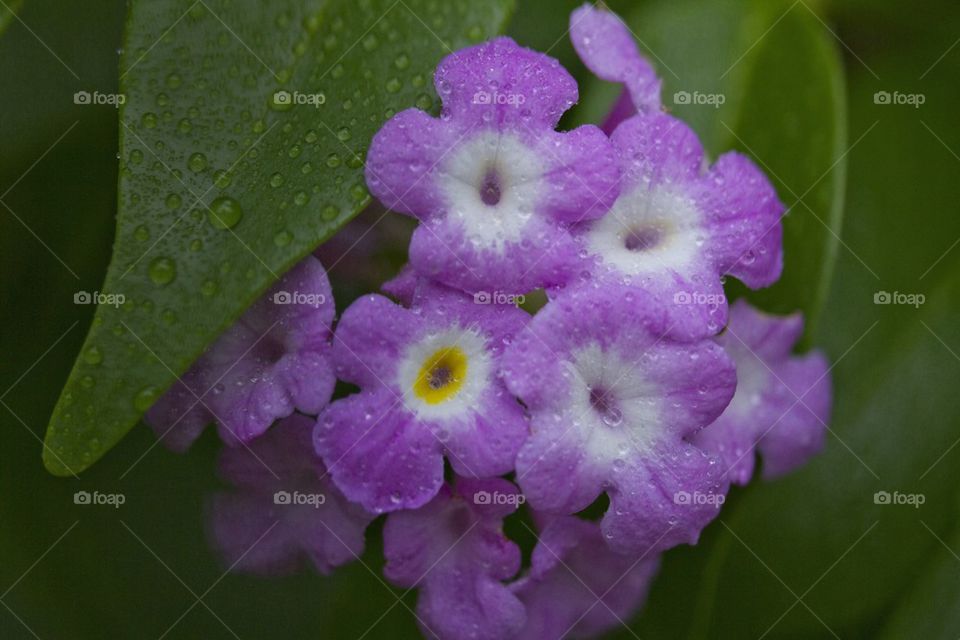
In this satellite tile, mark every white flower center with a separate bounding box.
[586,186,704,277]
[397,326,493,421]
[566,343,663,460]
[438,132,545,252]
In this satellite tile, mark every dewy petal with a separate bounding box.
[330,293,420,388]
[366,37,619,294]
[536,126,623,223]
[207,414,373,575]
[383,479,525,640]
[609,113,704,191]
[570,4,662,113]
[145,256,336,450]
[694,152,784,288]
[434,36,577,129]
[692,300,831,484]
[314,387,445,513]
[512,516,660,640]
[601,441,729,554]
[408,213,580,294]
[383,478,525,640]
[319,288,529,512]
[572,111,784,338]
[503,286,735,553]
[365,109,460,217]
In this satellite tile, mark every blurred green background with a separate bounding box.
[2,0,959,638]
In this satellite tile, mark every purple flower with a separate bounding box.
[570,4,662,132]
[567,6,785,338]
[365,37,620,294]
[512,516,660,639]
[502,286,734,554]
[314,283,529,513]
[570,111,784,338]
[693,300,832,484]
[207,414,374,575]
[145,256,336,450]
[383,478,525,640]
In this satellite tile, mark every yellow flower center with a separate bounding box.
[413,346,469,404]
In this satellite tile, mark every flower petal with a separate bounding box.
[145,256,335,449]
[314,388,445,513]
[695,151,785,288]
[434,37,578,129]
[383,479,526,640]
[602,442,728,554]
[208,415,374,575]
[514,516,660,639]
[570,4,661,112]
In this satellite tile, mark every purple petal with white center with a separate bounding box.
[692,300,831,484]
[572,111,784,338]
[383,478,525,640]
[366,37,620,294]
[207,414,373,575]
[145,256,336,450]
[318,289,529,512]
[512,516,660,639]
[504,286,735,553]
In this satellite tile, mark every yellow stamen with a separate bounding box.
[413,346,468,404]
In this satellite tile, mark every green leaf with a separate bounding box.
[577,0,845,336]
[0,0,23,36]
[877,518,960,639]
[42,0,514,475]
[613,1,960,638]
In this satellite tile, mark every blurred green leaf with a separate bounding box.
[0,0,23,35]
[877,519,960,639]
[609,1,960,637]
[577,0,846,335]
[42,0,514,476]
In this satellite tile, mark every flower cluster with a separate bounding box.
[146,5,832,639]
